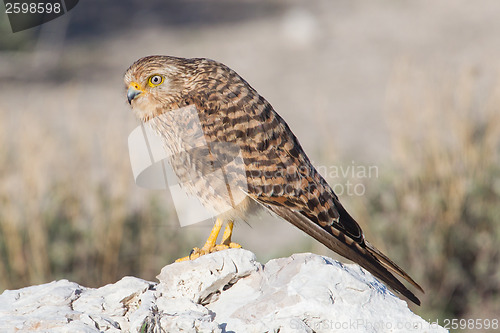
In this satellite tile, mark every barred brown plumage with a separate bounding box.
[124,55,424,305]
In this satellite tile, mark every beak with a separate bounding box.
[127,82,143,104]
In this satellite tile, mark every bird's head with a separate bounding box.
[124,55,198,122]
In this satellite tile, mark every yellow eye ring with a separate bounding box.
[148,75,164,87]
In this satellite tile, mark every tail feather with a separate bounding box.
[258,201,423,306]
[365,241,424,293]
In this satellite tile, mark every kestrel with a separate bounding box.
[124,55,423,305]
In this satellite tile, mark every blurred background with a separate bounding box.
[1,0,499,329]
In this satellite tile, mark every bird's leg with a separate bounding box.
[220,221,234,245]
[175,218,223,262]
[175,219,241,262]
[217,221,241,249]
[200,218,224,253]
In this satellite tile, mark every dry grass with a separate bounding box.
[357,61,500,322]
[0,83,193,289]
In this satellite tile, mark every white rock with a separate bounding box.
[0,249,447,333]
[156,248,259,304]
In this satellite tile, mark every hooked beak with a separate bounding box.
[127,82,143,104]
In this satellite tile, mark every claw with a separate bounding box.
[174,219,242,263]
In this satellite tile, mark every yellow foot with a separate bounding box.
[175,219,242,263]
[175,242,242,262]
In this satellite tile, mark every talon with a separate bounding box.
[175,255,190,263]
[213,244,230,252]
[228,242,241,249]
[174,219,243,262]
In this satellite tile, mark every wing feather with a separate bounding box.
[251,196,422,305]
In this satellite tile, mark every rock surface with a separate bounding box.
[0,249,446,332]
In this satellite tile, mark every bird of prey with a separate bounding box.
[124,55,423,305]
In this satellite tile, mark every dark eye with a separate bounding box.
[148,75,163,86]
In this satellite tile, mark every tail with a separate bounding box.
[331,195,424,305]
[365,240,424,294]
[363,240,424,305]
[259,200,424,305]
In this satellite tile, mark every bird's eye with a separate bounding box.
[148,75,164,87]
